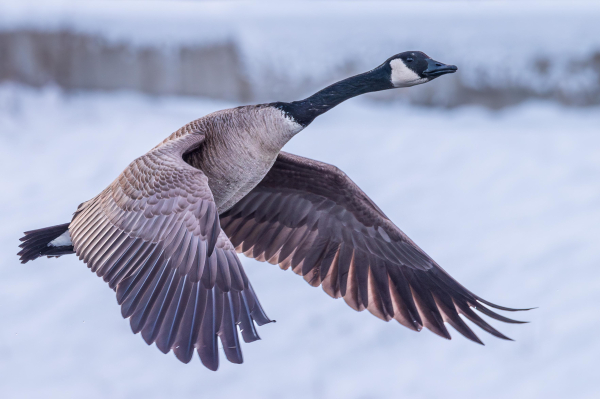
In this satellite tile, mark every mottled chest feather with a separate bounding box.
[175,105,303,213]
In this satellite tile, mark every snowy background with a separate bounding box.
[1,1,599,399]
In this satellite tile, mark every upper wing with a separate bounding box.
[69,133,270,371]
[220,151,528,344]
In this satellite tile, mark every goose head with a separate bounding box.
[275,51,457,127]
[387,51,457,88]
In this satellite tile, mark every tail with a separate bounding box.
[18,223,75,263]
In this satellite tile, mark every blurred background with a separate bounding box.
[1,1,599,398]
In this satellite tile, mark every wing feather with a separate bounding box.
[221,151,528,343]
[69,133,270,370]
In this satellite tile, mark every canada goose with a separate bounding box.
[18,51,528,371]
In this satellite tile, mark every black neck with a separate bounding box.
[274,63,393,127]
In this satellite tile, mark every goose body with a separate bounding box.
[184,105,303,212]
[18,51,528,371]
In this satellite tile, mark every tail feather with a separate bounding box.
[18,223,75,263]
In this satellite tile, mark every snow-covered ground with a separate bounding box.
[0,84,599,398]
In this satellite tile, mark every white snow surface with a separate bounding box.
[1,84,599,398]
[1,1,600,100]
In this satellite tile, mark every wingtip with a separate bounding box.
[173,348,194,364]
[495,332,515,342]
[474,304,529,324]
[468,335,485,346]
[200,357,219,372]
[254,317,276,326]
[475,297,536,312]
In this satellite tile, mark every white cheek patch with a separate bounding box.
[390,58,428,87]
[48,230,72,247]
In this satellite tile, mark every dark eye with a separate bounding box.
[406,58,414,63]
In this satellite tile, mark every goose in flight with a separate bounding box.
[18,51,528,371]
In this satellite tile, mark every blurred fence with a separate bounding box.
[1,1,600,107]
[0,30,250,101]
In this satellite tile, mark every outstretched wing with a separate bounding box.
[220,151,528,344]
[69,133,271,371]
